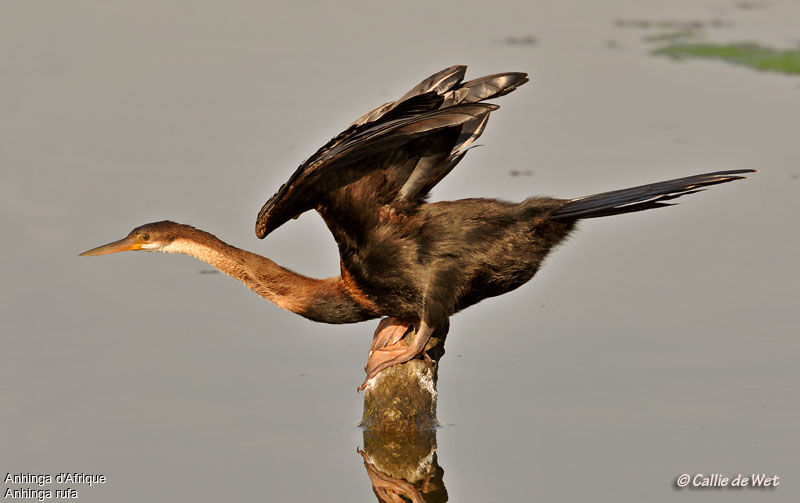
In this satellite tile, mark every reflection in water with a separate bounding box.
[360,429,447,502]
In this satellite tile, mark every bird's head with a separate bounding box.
[80,220,185,256]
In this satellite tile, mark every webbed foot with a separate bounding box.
[359,319,434,391]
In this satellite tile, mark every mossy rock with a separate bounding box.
[361,359,438,432]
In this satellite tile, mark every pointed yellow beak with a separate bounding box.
[80,236,143,256]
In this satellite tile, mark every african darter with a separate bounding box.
[81,66,754,389]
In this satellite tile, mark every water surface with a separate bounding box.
[2,1,798,501]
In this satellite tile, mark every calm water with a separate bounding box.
[2,1,798,501]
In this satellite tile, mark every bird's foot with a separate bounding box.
[359,319,433,391]
[359,317,413,390]
[368,317,413,354]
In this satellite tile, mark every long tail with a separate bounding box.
[551,169,756,220]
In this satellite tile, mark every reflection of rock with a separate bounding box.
[359,432,447,503]
[363,429,436,483]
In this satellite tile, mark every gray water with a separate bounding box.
[2,1,798,501]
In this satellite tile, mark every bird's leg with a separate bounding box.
[359,320,435,390]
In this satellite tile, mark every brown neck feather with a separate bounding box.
[161,226,377,324]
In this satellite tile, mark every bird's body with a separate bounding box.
[82,66,754,388]
[338,197,572,322]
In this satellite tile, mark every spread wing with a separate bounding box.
[255,65,529,240]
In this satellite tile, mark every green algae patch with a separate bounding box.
[653,42,800,75]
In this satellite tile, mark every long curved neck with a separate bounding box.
[161,227,377,324]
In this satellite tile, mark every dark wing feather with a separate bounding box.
[441,72,529,107]
[255,66,529,239]
[397,65,466,101]
[349,66,465,128]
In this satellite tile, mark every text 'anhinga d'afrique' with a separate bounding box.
[81,65,754,390]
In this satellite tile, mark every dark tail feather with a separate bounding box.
[551,169,756,220]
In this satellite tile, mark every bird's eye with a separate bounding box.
[141,233,150,241]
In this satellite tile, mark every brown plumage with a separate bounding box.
[81,65,755,389]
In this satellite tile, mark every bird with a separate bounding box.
[81,65,754,389]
